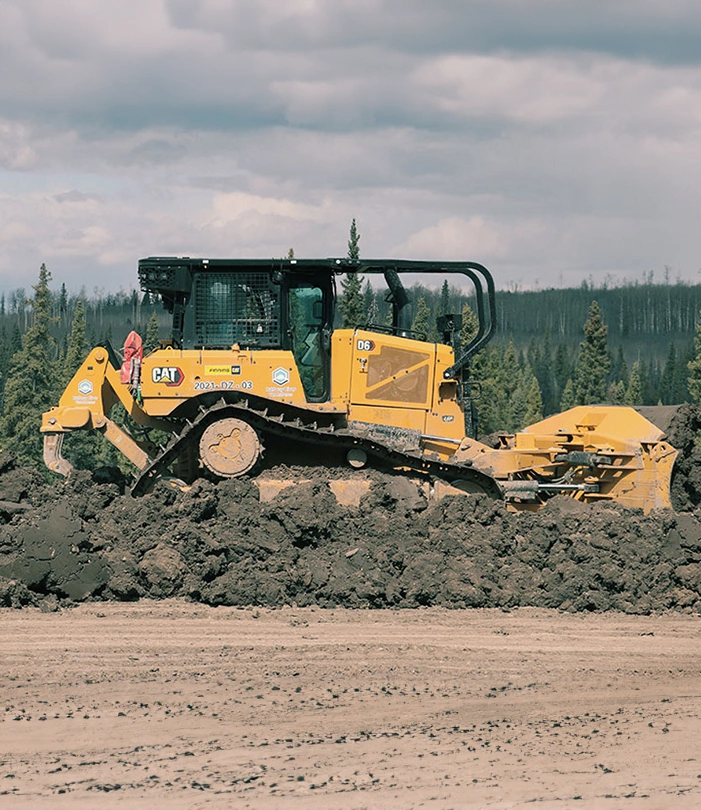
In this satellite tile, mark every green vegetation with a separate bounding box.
[0,264,164,469]
[338,218,365,327]
[573,301,611,405]
[144,311,160,355]
[0,265,59,466]
[412,297,432,339]
[460,303,479,347]
[688,311,701,404]
[63,299,87,384]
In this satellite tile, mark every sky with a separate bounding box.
[1,0,701,294]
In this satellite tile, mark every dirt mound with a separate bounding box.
[666,403,701,511]
[1,442,701,613]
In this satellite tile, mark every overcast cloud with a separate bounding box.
[1,0,701,293]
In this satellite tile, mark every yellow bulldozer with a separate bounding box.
[41,257,677,512]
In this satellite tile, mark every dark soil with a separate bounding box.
[2,405,701,613]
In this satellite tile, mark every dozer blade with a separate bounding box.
[514,406,678,513]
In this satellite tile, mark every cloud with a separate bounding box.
[2,2,701,140]
[206,191,331,224]
[166,0,701,66]
[399,217,509,261]
[1,0,701,293]
[0,122,37,170]
[413,56,603,125]
[53,190,102,204]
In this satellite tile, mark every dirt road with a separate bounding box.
[1,602,700,809]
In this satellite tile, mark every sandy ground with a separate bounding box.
[1,603,700,809]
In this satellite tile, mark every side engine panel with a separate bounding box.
[344,329,464,443]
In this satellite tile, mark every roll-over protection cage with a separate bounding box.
[138,257,496,379]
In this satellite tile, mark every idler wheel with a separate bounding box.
[346,448,367,469]
[199,417,261,478]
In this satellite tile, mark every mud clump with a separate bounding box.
[1,449,701,613]
[667,404,701,512]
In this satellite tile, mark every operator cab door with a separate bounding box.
[284,273,333,402]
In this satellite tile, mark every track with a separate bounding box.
[131,397,502,498]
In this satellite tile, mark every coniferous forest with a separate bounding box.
[2,259,701,469]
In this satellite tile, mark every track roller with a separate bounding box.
[346,448,368,469]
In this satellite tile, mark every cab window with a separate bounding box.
[289,283,326,400]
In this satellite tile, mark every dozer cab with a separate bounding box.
[42,257,677,512]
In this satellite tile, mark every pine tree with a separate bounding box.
[560,378,576,410]
[473,341,525,434]
[10,323,22,355]
[496,341,532,431]
[527,338,540,376]
[0,324,10,381]
[339,273,364,328]
[522,375,544,427]
[688,309,701,404]
[554,343,572,405]
[412,297,431,338]
[660,344,677,405]
[57,333,67,367]
[144,311,160,354]
[471,347,502,435]
[339,218,364,328]
[440,280,450,315]
[362,280,378,324]
[58,283,68,326]
[573,301,610,404]
[347,218,360,260]
[0,264,57,466]
[640,360,658,406]
[503,340,520,381]
[677,340,694,403]
[63,300,87,382]
[460,303,479,347]
[535,328,556,416]
[611,345,628,388]
[607,380,626,405]
[625,361,642,405]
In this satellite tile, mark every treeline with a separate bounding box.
[497,282,701,342]
[0,284,165,354]
[380,279,700,361]
[1,270,698,370]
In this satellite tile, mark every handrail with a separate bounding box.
[350,260,496,379]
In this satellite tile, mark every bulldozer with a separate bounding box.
[41,257,678,512]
